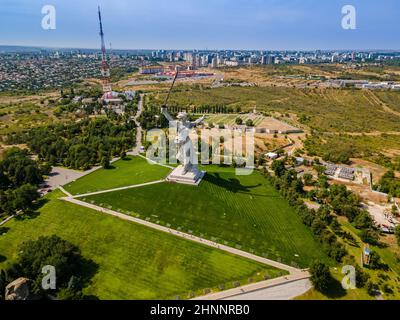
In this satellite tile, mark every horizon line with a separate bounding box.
[0,44,399,53]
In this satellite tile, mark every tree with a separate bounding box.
[360,229,381,246]
[317,175,329,189]
[395,225,400,246]
[368,251,389,270]
[355,265,369,288]
[0,171,10,190]
[366,280,379,296]
[303,173,313,186]
[100,155,111,169]
[245,119,254,127]
[353,211,374,230]
[392,205,399,217]
[10,235,93,297]
[271,160,286,178]
[235,117,243,125]
[57,287,84,300]
[311,218,327,236]
[0,148,44,188]
[309,261,332,293]
[0,269,9,300]
[11,184,40,212]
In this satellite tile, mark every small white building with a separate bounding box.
[295,157,305,166]
[266,152,278,160]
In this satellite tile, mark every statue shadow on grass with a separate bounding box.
[205,172,262,194]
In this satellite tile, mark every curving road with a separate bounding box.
[129,93,144,156]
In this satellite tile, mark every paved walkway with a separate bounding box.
[221,278,312,300]
[0,214,17,227]
[129,94,144,156]
[71,180,166,198]
[62,195,310,300]
[194,274,311,300]
[58,186,73,197]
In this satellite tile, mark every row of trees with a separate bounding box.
[160,104,242,115]
[267,160,347,262]
[6,118,136,171]
[268,159,389,263]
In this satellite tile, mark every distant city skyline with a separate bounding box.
[1,0,399,50]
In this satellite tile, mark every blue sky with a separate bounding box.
[0,0,399,50]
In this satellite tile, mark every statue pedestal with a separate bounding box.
[166,165,205,186]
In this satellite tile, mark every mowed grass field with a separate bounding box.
[64,156,171,195]
[0,190,282,300]
[85,166,330,267]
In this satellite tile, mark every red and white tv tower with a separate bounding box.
[98,6,112,93]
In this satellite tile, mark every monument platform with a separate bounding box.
[166,165,206,186]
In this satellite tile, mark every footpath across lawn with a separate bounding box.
[85,166,331,268]
[0,190,283,300]
[64,156,171,195]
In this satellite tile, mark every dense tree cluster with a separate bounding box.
[309,182,377,245]
[309,261,332,293]
[6,119,136,170]
[368,250,389,271]
[267,158,392,274]
[375,170,400,198]
[1,235,97,300]
[0,148,45,217]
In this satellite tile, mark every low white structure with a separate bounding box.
[295,157,305,165]
[266,152,278,160]
[166,165,206,186]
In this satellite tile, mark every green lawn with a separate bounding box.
[64,156,171,195]
[0,190,282,300]
[85,166,330,268]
